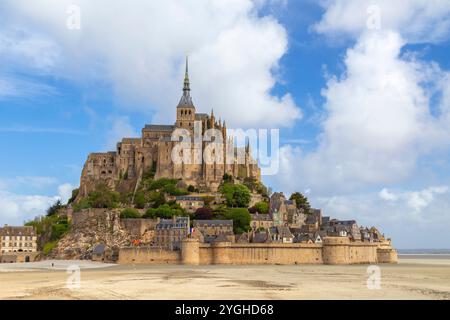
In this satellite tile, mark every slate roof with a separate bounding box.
[176,196,204,202]
[250,214,271,221]
[143,125,175,132]
[194,220,233,227]
[0,226,35,236]
[93,244,106,255]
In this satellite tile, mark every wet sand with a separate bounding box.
[0,258,449,300]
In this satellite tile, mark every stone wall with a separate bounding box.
[120,219,157,238]
[118,247,180,264]
[118,237,397,265]
[0,252,40,263]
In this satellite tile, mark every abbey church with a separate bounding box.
[79,59,261,197]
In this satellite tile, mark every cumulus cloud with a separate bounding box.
[0,176,76,225]
[57,183,75,204]
[314,0,450,43]
[269,30,450,194]
[314,187,450,248]
[379,186,449,212]
[379,188,398,201]
[1,0,301,128]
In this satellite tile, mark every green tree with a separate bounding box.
[133,191,147,209]
[144,204,188,219]
[148,191,166,208]
[195,207,213,220]
[224,208,251,234]
[68,188,79,204]
[120,208,141,219]
[289,192,311,213]
[223,173,233,183]
[253,201,269,214]
[221,183,251,208]
[46,200,64,217]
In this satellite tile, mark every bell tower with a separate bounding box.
[176,56,196,130]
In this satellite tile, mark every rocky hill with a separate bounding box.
[50,209,132,260]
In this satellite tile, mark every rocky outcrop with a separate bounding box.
[51,209,132,260]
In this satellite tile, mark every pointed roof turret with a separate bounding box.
[178,56,194,108]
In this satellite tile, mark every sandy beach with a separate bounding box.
[0,257,449,300]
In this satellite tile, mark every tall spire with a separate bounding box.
[183,56,190,93]
[178,55,194,108]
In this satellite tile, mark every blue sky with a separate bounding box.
[1,0,450,249]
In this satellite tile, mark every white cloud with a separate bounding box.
[57,183,75,204]
[0,191,58,225]
[104,116,139,150]
[314,0,450,43]
[268,30,450,194]
[379,188,398,201]
[314,186,450,248]
[0,182,76,225]
[379,186,449,212]
[2,0,301,128]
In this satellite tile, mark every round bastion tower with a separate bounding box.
[322,237,350,265]
[181,238,200,265]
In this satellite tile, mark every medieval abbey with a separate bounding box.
[79,59,261,197]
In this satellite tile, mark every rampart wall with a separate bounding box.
[118,237,397,265]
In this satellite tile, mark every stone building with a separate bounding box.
[269,226,294,244]
[154,216,190,250]
[269,192,304,227]
[78,58,261,198]
[175,196,205,213]
[250,213,274,231]
[193,220,234,243]
[0,225,37,254]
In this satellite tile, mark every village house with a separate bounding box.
[193,220,234,243]
[175,196,205,213]
[269,226,294,244]
[250,213,274,231]
[0,225,37,254]
[154,216,190,250]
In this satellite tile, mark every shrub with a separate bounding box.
[149,191,166,208]
[134,192,147,209]
[195,207,213,220]
[120,208,141,219]
[203,196,215,207]
[73,197,91,212]
[148,178,178,191]
[51,218,69,241]
[144,204,188,219]
[88,184,120,209]
[187,185,196,192]
[43,241,57,255]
